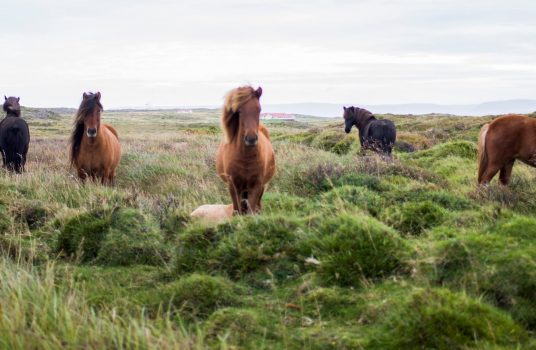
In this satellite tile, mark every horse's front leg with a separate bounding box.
[77,169,88,183]
[247,184,265,214]
[228,182,241,215]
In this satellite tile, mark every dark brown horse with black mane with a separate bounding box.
[0,96,30,173]
[478,114,536,185]
[69,92,121,185]
[343,106,396,155]
[216,86,275,214]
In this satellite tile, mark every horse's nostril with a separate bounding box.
[244,134,258,146]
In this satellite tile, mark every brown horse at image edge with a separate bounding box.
[216,86,275,214]
[69,92,121,185]
[478,114,536,185]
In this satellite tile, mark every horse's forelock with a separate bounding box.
[74,95,102,125]
[221,86,257,142]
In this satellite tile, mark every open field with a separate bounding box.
[1,108,536,349]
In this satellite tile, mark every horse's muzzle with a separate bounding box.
[87,128,98,138]
[244,134,258,147]
[345,127,352,134]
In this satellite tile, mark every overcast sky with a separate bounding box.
[1,0,535,108]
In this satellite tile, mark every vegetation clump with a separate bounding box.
[56,210,111,262]
[307,214,411,287]
[321,186,383,216]
[97,208,168,266]
[368,288,527,349]
[204,308,267,347]
[384,200,446,235]
[155,273,242,319]
[211,215,306,280]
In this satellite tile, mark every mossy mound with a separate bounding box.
[96,208,168,266]
[0,203,12,234]
[14,200,51,230]
[324,173,387,192]
[156,273,242,319]
[0,234,49,264]
[263,192,321,214]
[211,215,306,280]
[368,288,527,349]
[55,210,111,262]
[434,233,536,329]
[383,200,446,235]
[389,188,474,211]
[493,215,536,240]
[162,208,191,238]
[174,225,222,274]
[300,287,361,320]
[307,214,411,287]
[412,140,477,161]
[311,131,356,155]
[320,186,383,216]
[204,308,267,347]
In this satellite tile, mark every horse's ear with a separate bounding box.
[96,91,101,100]
[4,96,6,101]
[255,87,262,99]
[343,106,346,111]
[83,92,89,99]
[17,97,20,102]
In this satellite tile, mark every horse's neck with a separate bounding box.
[5,111,20,118]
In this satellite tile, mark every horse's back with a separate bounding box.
[367,118,396,153]
[259,126,276,182]
[487,114,536,158]
[103,124,119,140]
[102,124,121,170]
[259,123,270,139]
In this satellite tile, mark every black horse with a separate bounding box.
[0,96,30,173]
[343,106,396,155]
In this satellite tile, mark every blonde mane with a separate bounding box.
[221,86,257,142]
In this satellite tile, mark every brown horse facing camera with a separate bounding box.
[69,92,121,185]
[478,114,536,185]
[216,86,275,214]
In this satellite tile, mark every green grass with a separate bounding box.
[0,109,535,348]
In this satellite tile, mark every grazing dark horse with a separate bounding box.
[343,106,396,155]
[216,86,276,214]
[0,96,30,173]
[69,92,121,185]
[478,114,536,185]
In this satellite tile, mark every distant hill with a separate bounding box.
[262,99,536,117]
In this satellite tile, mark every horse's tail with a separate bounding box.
[259,123,270,140]
[477,123,490,183]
